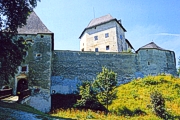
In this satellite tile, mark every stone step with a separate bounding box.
[1,96,19,103]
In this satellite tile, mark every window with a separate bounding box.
[41,35,44,38]
[120,35,123,40]
[105,33,109,38]
[95,48,98,52]
[36,53,42,57]
[106,45,110,50]
[19,65,28,73]
[94,36,98,40]
[22,66,27,72]
[81,48,84,51]
[148,62,150,65]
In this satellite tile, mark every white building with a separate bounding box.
[79,14,134,52]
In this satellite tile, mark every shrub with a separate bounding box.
[150,91,167,118]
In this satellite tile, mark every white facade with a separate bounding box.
[80,15,128,52]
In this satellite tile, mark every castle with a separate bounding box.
[1,12,177,112]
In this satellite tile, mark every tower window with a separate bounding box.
[36,53,42,57]
[22,66,27,72]
[148,62,150,65]
[95,48,98,52]
[19,65,28,73]
[41,35,44,38]
[81,48,84,51]
[120,35,123,40]
[105,33,109,38]
[106,45,110,50]
[94,36,98,40]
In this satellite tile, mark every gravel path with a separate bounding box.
[0,106,65,120]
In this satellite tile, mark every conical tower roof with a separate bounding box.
[17,12,52,34]
[140,42,165,50]
[136,42,167,52]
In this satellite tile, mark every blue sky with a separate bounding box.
[34,0,180,65]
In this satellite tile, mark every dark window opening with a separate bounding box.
[82,48,84,51]
[36,53,42,57]
[120,35,123,40]
[94,36,98,40]
[21,66,27,72]
[41,35,44,38]
[105,33,109,38]
[106,45,110,50]
[148,62,150,65]
[95,48,98,52]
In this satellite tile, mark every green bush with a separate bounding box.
[150,91,166,118]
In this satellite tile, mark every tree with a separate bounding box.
[93,67,117,114]
[0,0,40,83]
[177,57,180,77]
[74,81,100,110]
[150,91,167,119]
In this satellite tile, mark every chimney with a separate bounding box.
[118,19,121,24]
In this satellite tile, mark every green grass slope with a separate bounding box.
[0,101,71,120]
[109,75,180,119]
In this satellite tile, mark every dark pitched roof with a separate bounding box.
[125,39,135,50]
[87,14,114,27]
[17,12,53,34]
[79,14,126,39]
[136,42,166,52]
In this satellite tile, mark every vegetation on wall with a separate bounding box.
[0,0,40,83]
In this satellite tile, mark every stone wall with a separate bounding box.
[51,50,138,94]
[138,49,176,75]
[15,34,52,113]
[51,49,176,95]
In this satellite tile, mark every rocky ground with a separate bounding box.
[0,106,67,120]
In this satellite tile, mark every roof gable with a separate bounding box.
[87,14,114,28]
[79,14,126,39]
[140,42,165,50]
[136,42,167,52]
[17,12,52,34]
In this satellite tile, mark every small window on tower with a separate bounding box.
[20,65,28,72]
[22,66,27,72]
[36,53,42,57]
[105,33,109,38]
[81,48,84,51]
[94,36,98,40]
[41,35,44,38]
[106,45,110,50]
[95,48,98,52]
[120,35,123,40]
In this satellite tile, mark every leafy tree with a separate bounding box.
[74,81,103,110]
[75,67,117,113]
[93,67,117,114]
[0,0,40,83]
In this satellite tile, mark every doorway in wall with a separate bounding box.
[16,78,28,94]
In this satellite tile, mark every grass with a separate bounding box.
[51,75,180,120]
[0,101,71,120]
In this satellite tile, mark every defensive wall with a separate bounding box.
[51,49,176,94]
